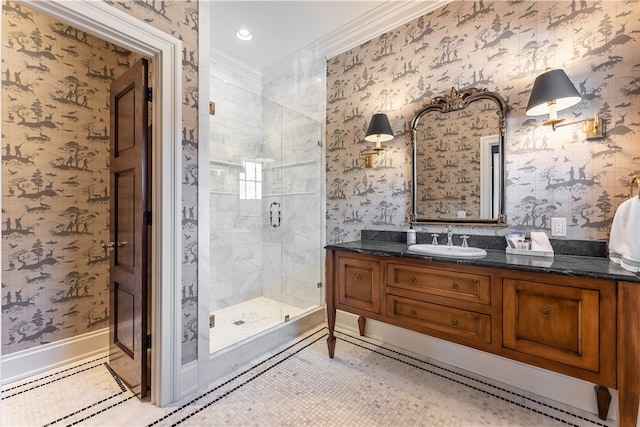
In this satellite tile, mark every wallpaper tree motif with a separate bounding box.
[1,1,140,352]
[326,0,640,244]
[2,0,200,364]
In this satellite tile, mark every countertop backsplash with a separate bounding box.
[360,230,608,258]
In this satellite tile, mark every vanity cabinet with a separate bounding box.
[325,249,640,427]
[503,277,615,383]
[336,254,382,315]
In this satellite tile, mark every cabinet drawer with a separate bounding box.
[387,295,491,344]
[337,255,381,314]
[387,263,491,305]
[503,279,600,372]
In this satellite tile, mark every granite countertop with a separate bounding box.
[326,240,640,283]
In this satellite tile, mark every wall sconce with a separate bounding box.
[361,113,394,168]
[525,68,604,140]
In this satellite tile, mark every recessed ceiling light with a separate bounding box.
[236,28,252,41]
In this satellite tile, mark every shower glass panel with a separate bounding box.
[209,78,323,354]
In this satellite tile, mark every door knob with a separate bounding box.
[102,241,127,252]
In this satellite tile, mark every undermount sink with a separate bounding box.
[407,244,487,258]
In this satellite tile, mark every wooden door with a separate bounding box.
[108,58,150,398]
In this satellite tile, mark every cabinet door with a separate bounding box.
[337,255,381,314]
[503,279,599,372]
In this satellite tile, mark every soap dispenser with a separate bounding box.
[407,224,416,245]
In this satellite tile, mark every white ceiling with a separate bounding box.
[210,1,447,74]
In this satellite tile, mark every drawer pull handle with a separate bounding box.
[410,309,417,318]
[452,282,459,291]
[410,275,417,284]
[451,319,459,328]
[541,305,552,317]
[355,273,362,281]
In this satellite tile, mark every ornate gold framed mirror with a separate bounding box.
[411,87,507,224]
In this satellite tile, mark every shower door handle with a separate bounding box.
[270,202,281,228]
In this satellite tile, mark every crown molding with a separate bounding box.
[211,48,262,82]
[263,0,450,79]
[320,0,451,60]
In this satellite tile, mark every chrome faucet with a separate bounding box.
[444,225,453,246]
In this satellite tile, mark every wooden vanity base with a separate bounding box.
[594,385,611,420]
[357,316,366,336]
[325,249,640,427]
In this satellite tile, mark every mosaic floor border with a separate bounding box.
[2,354,136,426]
[2,326,615,426]
[149,327,611,427]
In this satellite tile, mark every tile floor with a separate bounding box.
[3,326,614,427]
[209,296,315,353]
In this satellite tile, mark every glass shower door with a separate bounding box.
[209,78,323,354]
[277,105,324,318]
[259,99,325,325]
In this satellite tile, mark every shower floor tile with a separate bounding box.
[209,296,314,353]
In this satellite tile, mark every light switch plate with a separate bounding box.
[551,217,566,237]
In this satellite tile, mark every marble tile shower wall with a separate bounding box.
[326,0,640,244]
[260,108,324,309]
[261,57,326,310]
[210,70,264,311]
[210,54,325,313]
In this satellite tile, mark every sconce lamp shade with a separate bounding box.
[365,113,394,142]
[525,69,582,117]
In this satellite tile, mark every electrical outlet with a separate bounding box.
[551,217,566,237]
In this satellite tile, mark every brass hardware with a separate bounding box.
[541,305,552,316]
[451,319,459,328]
[355,273,362,281]
[101,241,127,252]
[452,282,459,291]
[362,153,373,168]
[209,314,215,328]
[549,113,605,140]
[410,275,417,284]
[209,101,215,115]
[409,309,417,318]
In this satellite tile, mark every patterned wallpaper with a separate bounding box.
[326,0,640,244]
[1,0,200,364]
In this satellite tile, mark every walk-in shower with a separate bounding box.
[208,75,324,353]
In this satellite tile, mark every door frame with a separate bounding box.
[13,0,183,406]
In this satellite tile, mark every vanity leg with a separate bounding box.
[594,385,611,420]
[327,311,336,358]
[618,282,640,427]
[357,316,366,336]
[326,250,336,358]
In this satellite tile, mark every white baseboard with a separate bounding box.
[1,328,109,385]
[175,360,199,401]
[335,311,619,422]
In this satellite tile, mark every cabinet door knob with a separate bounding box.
[355,273,362,281]
[541,305,552,317]
[452,282,459,291]
[410,275,417,284]
[410,309,417,318]
[451,319,459,328]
